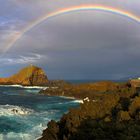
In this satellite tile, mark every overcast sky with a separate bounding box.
[0,0,140,80]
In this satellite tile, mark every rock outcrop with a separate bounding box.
[0,65,49,86]
[40,81,134,100]
[129,79,140,88]
[39,84,140,140]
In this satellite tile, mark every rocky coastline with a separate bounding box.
[1,65,140,140]
[38,80,140,140]
[40,81,134,100]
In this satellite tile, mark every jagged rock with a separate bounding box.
[117,111,131,121]
[40,120,59,140]
[40,81,134,100]
[129,79,140,88]
[129,96,140,116]
[0,65,48,86]
[38,93,140,140]
[39,83,140,140]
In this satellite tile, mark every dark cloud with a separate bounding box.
[0,0,140,79]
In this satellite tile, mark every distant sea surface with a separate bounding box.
[66,79,127,84]
[0,86,80,140]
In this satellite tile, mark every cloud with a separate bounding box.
[0,17,26,53]
[0,53,45,65]
[4,9,140,80]
[0,20,25,31]
[0,0,140,79]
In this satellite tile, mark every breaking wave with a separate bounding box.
[0,124,47,140]
[0,105,33,116]
[0,85,48,89]
[0,86,80,140]
[72,100,83,103]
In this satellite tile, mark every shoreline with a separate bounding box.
[0,85,82,140]
[1,80,140,140]
[59,96,84,103]
[38,81,140,140]
[0,84,48,89]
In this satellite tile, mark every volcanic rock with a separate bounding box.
[0,65,48,86]
[39,85,140,140]
[40,81,135,100]
[129,79,140,88]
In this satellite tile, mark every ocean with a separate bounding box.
[0,86,80,140]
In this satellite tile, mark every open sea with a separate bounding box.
[0,86,80,140]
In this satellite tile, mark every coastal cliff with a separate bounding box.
[2,64,140,140]
[0,65,49,86]
[39,82,140,140]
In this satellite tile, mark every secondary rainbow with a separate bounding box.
[4,5,140,53]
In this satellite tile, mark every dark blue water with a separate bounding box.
[0,86,80,140]
[66,79,126,84]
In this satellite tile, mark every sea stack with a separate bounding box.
[0,65,49,86]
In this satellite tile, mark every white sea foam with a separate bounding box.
[0,107,54,140]
[0,85,48,89]
[25,89,40,93]
[0,105,33,116]
[60,96,75,99]
[0,85,23,88]
[22,86,47,89]
[0,123,47,140]
[59,96,83,104]
[72,100,83,104]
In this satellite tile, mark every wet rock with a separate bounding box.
[39,84,140,140]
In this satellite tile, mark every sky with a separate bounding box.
[0,0,140,80]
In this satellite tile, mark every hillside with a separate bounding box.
[0,65,49,86]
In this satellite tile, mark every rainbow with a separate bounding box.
[4,5,140,53]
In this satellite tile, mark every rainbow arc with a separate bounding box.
[4,5,140,53]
